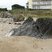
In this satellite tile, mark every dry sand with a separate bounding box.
[0,36,52,52]
[0,23,20,36]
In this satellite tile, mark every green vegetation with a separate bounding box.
[12,4,25,10]
[0,4,52,20]
[0,8,7,11]
[10,9,52,18]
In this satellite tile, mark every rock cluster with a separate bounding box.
[9,17,37,37]
[0,11,14,23]
[9,17,52,38]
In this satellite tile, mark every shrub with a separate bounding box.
[0,8,7,11]
[12,4,25,10]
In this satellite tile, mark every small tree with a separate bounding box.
[12,4,25,10]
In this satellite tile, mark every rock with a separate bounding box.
[35,18,52,38]
[8,17,38,37]
[8,17,52,38]
[0,11,13,18]
[0,11,15,23]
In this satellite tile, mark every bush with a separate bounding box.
[12,4,25,10]
[25,16,33,22]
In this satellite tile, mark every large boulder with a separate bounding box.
[8,17,38,37]
[35,18,52,37]
[8,17,52,38]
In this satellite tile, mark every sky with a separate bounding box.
[0,0,27,10]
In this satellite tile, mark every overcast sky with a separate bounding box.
[0,0,27,10]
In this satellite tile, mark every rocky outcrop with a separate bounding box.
[9,17,37,37]
[8,17,52,38]
[0,11,14,23]
[36,18,52,37]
